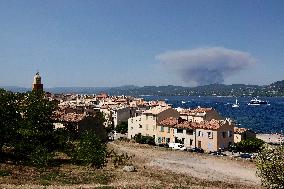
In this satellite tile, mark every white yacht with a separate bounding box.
[232,98,239,108]
[248,98,270,106]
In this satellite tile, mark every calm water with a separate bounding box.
[143,96,284,134]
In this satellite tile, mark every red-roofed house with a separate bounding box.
[234,127,256,143]
[179,107,222,123]
[155,117,235,152]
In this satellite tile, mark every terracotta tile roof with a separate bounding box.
[115,99,128,102]
[54,112,85,122]
[96,93,108,99]
[159,117,178,126]
[180,107,213,115]
[198,119,222,130]
[143,106,170,115]
[100,105,110,109]
[158,116,224,130]
[234,127,248,134]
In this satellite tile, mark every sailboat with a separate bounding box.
[232,98,239,108]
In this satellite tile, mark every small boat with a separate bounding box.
[248,97,270,106]
[181,101,186,104]
[232,98,239,108]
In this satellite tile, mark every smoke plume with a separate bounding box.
[155,47,256,86]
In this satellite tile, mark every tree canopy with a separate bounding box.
[0,89,107,168]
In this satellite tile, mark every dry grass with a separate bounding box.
[0,141,263,189]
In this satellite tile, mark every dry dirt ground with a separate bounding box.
[110,141,260,186]
[0,141,262,189]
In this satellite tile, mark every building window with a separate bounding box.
[146,115,148,120]
[167,127,170,133]
[198,131,202,137]
[190,139,193,146]
[228,131,233,137]
[208,132,213,139]
[160,126,164,132]
[158,137,161,143]
[186,129,193,135]
[177,129,183,133]
[166,138,170,144]
[139,124,142,128]
[131,119,133,123]
[146,124,148,130]
[222,132,226,138]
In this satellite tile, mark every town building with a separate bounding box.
[112,106,131,127]
[178,107,222,123]
[127,106,179,139]
[53,111,108,142]
[234,127,256,143]
[158,118,235,152]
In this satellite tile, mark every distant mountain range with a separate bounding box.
[1,80,284,97]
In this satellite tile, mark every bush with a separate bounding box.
[256,145,284,189]
[115,122,128,134]
[74,131,107,168]
[107,150,133,168]
[235,137,265,153]
[29,145,54,167]
[133,134,155,145]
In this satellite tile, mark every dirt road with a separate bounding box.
[110,141,261,187]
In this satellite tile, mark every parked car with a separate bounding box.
[228,145,238,153]
[158,143,169,148]
[187,147,204,153]
[168,143,187,151]
[209,151,227,156]
[240,153,255,159]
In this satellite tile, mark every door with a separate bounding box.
[198,141,202,148]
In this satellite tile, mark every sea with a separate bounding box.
[142,96,284,134]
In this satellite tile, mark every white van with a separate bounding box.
[168,143,186,151]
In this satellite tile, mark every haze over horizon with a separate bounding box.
[1,1,284,88]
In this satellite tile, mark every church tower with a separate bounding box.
[32,72,43,91]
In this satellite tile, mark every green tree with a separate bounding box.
[115,121,128,134]
[235,137,265,153]
[74,131,107,168]
[256,145,284,189]
[0,89,22,153]
[15,90,58,166]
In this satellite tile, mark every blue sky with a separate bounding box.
[0,0,284,87]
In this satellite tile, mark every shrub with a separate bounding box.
[256,145,284,189]
[108,150,133,168]
[74,131,107,168]
[134,134,155,145]
[29,145,54,167]
[115,122,128,134]
[235,137,265,153]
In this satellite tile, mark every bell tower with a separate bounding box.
[32,71,43,91]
